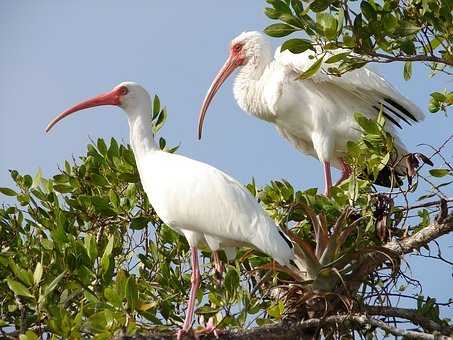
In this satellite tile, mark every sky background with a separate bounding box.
[1,0,452,320]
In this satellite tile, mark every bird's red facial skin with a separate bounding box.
[230,43,246,66]
[118,86,129,96]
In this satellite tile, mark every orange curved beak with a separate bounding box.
[45,87,123,133]
[197,53,242,139]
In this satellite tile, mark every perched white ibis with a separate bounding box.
[45,81,294,338]
[198,31,424,195]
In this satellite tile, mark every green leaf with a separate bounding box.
[403,61,412,81]
[159,137,166,150]
[429,169,449,177]
[152,95,160,118]
[91,174,108,186]
[297,55,324,80]
[42,239,54,250]
[382,14,397,34]
[19,331,38,340]
[126,276,138,311]
[43,271,65,298]
[6,278,34,298]
[397,22,420,36]
[264,23,297,37]
[354,112,379,134]
[84,234,98,261]
[325,51,350,64]
[266,0,291,14]
[267,301,285,319]
[33,263,43,286]
[316,13,338,39]
[224,267,240,295]
[31,169,43,189]
[97,138,107,156]
[309,0,330,12]
[400,40,416,55]
[152,108,168,134]
[101,235,114,274]
[281,38,314,54]
[0,187,16,196]
[23,175,33,188]
[264,7,281,19]
[446,92,453,105]
[361,1,376,21]
[431,92,446,102]
[104,287,122,307]
[130,217,149,230]
[53,184,74,193]
[8,260,33,287]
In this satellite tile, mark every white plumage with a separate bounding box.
[46,81,293,338]
[198,31,424,195]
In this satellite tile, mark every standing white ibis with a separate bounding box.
[45,81,294,339]
[198,31,424,195]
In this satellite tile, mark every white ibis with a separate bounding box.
[198,31,424,195]
[45,81,294,338]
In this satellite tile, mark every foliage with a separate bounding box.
[263,0,452,110]
[1,96,452,338]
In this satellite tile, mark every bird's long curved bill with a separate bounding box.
[197,55,238,139]
[45,89,121,132]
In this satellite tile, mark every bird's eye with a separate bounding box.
[233,44,242,53]
[120,86,129,95]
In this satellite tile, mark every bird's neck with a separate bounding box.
[233,49,274,122]
[127,108,158,159]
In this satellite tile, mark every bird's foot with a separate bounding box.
[195,317,222,338]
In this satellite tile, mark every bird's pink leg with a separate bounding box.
[177,246,201,340]
[323,161,332,196]
[335,158,352,186]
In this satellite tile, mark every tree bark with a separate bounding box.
[120,313,452,339]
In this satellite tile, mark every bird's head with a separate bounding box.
[197,31,271,139]
[45,81,150,132]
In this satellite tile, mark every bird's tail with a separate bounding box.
[255,220,294,267]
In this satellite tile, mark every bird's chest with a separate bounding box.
[272,87,319,143]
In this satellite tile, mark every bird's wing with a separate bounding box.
[274,46,424,128]
[143,152,293,265]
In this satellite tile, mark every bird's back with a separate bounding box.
[138,151,293,265]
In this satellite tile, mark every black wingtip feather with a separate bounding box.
[278,230,293,249]
[382,103,412,125]
[384,97,418,122]
[373,105,403,129]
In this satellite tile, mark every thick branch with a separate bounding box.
[123,314,451,340]
[349,213,453,290]
[365,305,453,335]
[384,214,453,255]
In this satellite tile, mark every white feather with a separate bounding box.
[124,82,293,266]
[231,32,424,168]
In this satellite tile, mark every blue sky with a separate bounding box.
[1,0,451,318]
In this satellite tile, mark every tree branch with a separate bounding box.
[384,213,453,255]
[123,314,452,340]
[366,51,453,66]
[365,305,453,335]
[348,212,453,291]
[404,198,453,211]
